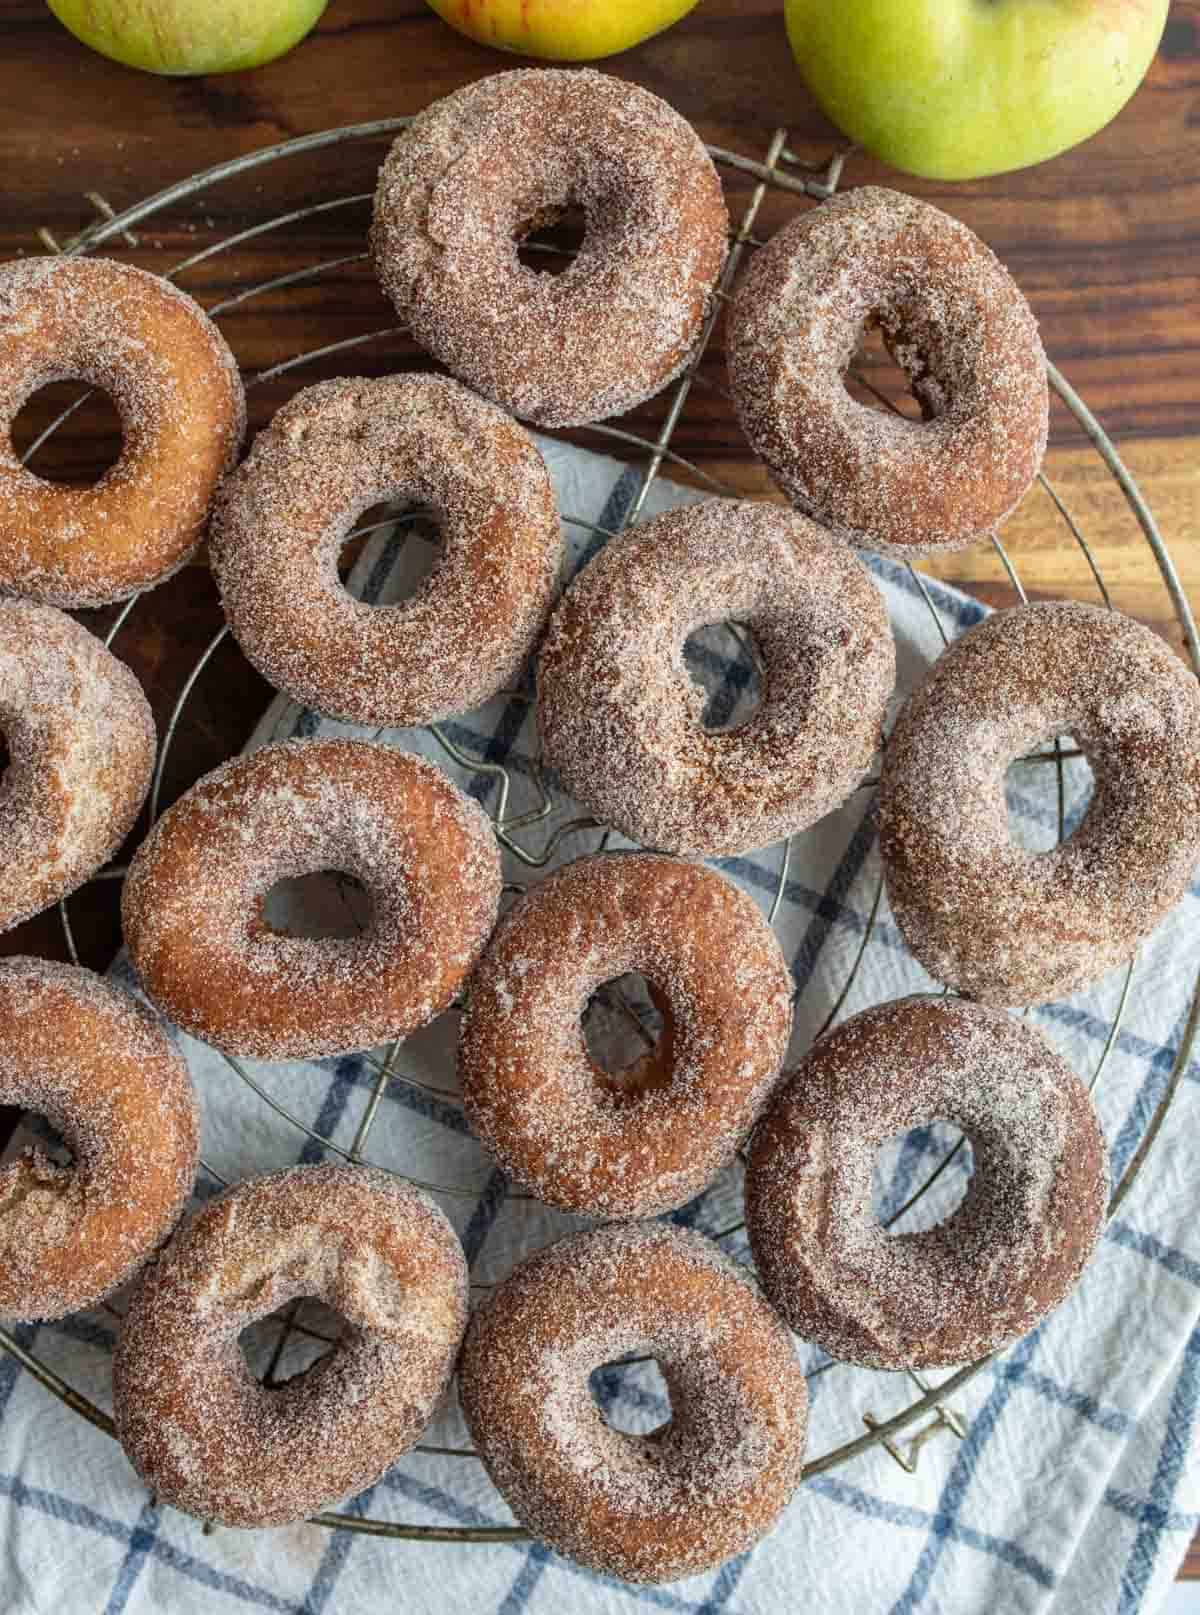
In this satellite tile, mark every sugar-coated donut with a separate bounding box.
[122,738,502,1060]
[113,1164,468,1527]
[728,187,1048,554]
[460,852,793,1217]
[0,256,244,606]
[0,600,154,931]
[371,69,729,427]
[537,499,895,856]
[211,375,563,728]
[459,1222,808,1583]
[879,601,1200,1005]
[746,996,1108,1370]
[0,958,198,1322]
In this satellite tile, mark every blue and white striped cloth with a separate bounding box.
[2,437,1198,1615]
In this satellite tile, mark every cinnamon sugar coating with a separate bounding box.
[210,375,562,728]
[728,187,1047,554]
[122,738,502,1060]
[460,852,794,1217]
[371,69,729,427]
[536,499,895,857]
[0,600,154,931]
[879,602,1200,1004]
[113,1165,468,1528]
[746,996,1108,1370]
[0,256,244,606]
[460,1221,808,1583]
[0,957,198,1322]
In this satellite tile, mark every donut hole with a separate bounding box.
[683,621,765,733]
[844,322,925,422]
[11,1112,74,1171]
[0,1114,76,1221]
[516,202,588,277]
[11,381,124,484]
[1005,737,1096,853]
[338,501,441,604]
[873,1120,975,1235]
[239,1297,343,1388]
[589,1356,671,1436]
[260,870,373,941]
[582,973,667,1092]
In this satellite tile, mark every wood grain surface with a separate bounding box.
[1,0,1199,1573]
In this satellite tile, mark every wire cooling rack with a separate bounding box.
[3,117,1200,1548]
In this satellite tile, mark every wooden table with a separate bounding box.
[3,0,1199,1579]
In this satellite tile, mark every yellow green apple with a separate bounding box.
[784,0,1170,180]
[423,0,700,61]
[47,0,328,75]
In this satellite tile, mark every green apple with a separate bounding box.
[424,0,699,61]
[47,0,328,75]
[784,0,1170,180]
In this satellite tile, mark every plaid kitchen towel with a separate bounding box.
[1,434,1198,1615]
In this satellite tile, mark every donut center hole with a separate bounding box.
[589,1357,671,1436]
[239,1297,343,1388]
[338,501,441,604]
[844,322,925,422]
[683,622,765,733]
[260,870,373,941]
[1005,736,1095,853]
[2,1112,74,1174]
[11,381,124,484]
[873,1121,975,1235]
[516,202,588,277]
[0,1114,76,1215]
[582,973,666,1089]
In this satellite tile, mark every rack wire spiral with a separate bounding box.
[3,116,1199,1548]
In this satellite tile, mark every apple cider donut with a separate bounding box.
[0,600,154,931]
[745,996,1108,1369]
[113,1165,468,1527]
[0,957,198,1322]
[459,1222,808,1583]
[371,69,729,427]
[122,738,502,1060]
[878,602,1200,1004]
[0,256,243,606]
[460,851,793,1218]
[210,375,562,728]
[537,499,895,856]
[728,187,1048,553]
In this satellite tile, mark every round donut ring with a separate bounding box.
[122,738,503,1060]
[727,186,1048,554]
[371,68,729,427]
[113,1164,468,1527]
[0,600,154,931]
[460,851,794,1217]
[536,499,895,856]
[0,957,198,1322]
[210,375,562,728]
[459,1221,808,1584]
[746,995,1109,1370]
[878,601,1200,1005]
[0,256,244,606]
